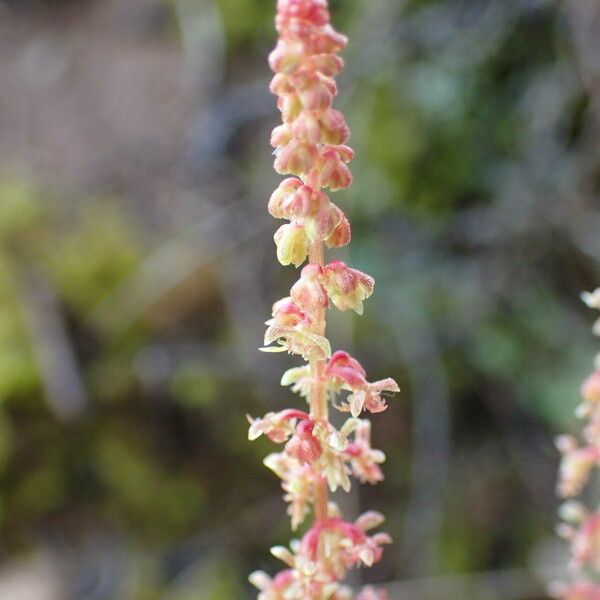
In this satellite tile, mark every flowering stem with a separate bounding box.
[308,239,329,521]
[248,2,398,598]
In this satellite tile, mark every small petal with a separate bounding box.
[270,545,296,567]
[325,212,351,248]
[355,511,385,532]
[582,289,600,309]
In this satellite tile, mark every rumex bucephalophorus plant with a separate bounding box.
[553,289,600,600]
[247,2,398,599]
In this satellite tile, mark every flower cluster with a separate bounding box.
[250,511,391,600]
[553,289,600,599]
[248,2,397,598]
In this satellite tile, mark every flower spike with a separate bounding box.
[552,289,600,599]
[249,2,396,598]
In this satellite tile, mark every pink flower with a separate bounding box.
[347,378,400,416]
[322,261,374,315]
[292,110,322,144]
[317,145,353,191]
[269,181,345,243]
[304,200,345,243]
[303,54,344,78]
[570,512,600,571]
[356,586,388,600]
[299,516,391,572]
[268,178,305,218]
[319,109,350,145]
[286,419,323,464]
[274,140,318,176]
[298,77,334,112]
[277,93,303,123]
[556,436,600,498]
[248,409,310,443]
[264,452,318,530]
[581,370,600,408]
[270,122,293,147]
[291,265,329,312]
[325,350,368,388]
[263,297,331,359]
[552,582,600,600]
[325,351,399,416]
[344,420,386,484]
[249,569,296,600]
[325,213,351,248]
[249,410,322,466]
[271,297,309,328]
[276,0,330,25]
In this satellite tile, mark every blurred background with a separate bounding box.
[0,0,599,598]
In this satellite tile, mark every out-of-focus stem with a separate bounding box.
[309,239,329,522]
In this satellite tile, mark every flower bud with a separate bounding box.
[317,147,353,190]
[270,73,294,96]
[303,193,342,242]
[274,141,317,175]
[278,93,303,123]
[325,211,351,248]
[281,18,316,41]
[247,408,309,443]
[557,439,600,498]
[291,265,328,312]
[306,53,344,77]
[274,223,309,267]
[270,124,293,148]
[298,79,333,111]
[310,25,348,54]
[292,111,322,143]
[285,420,322,464]
[582,371,600,405]
[322,261,375,314]
[271,297,306,328]
[268,178,303,218]
[277,0,329,26]
[356,587,389,600]
[320,109,350,144]
[326,350,368,388]
[269,41,302,74]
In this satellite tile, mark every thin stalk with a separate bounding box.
[309,238,329,522]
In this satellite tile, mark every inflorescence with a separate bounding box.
[553,289,600,600]
[248,2,398,599]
